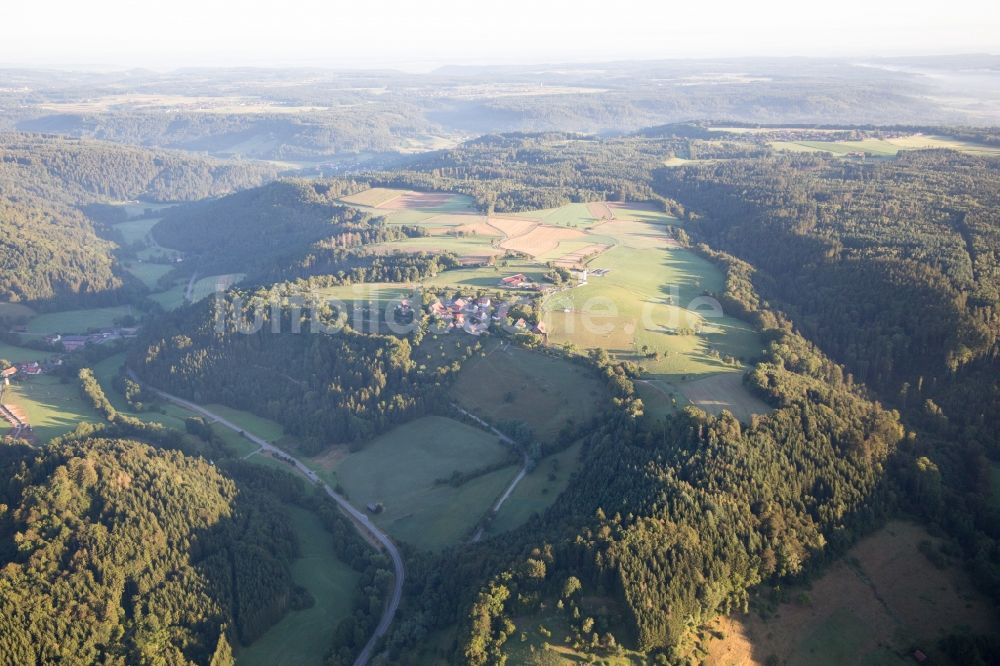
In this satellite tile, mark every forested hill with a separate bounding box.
[151,178,451,278]
[0,133,277,304]
[130,285,450,454]
[0,437,324,664]
[0,195,122,304]
[655,150,1000,453]
[0,132,277,203]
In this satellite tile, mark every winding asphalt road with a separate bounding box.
[130,375,403,666]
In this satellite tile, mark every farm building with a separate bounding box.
[15,362,43,376]
[60,335,90,351]
[500,274,529,288]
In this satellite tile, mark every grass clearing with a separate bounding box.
[327,415,517,550]
[676,372,770,422]
[113,217,161,244]
[124,261,174,288]
[697,521,1000,665]
[25,305,134,336]
[0,341,47,363]
[489,440,584,534]
[191,273,246,302]
[236,505,361,666]
[90,353,192,431]
[770,134,1000,158]
[203,402,285,442]
[449,341,605,443]
[149,282,188,310]
[0,375,101,442]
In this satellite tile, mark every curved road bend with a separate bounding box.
[130,376,403,666]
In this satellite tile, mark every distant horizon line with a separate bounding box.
[0,52,997,75]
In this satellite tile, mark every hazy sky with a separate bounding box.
[4,0,999,70]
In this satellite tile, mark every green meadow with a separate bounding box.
[0,375,101,442]
[24,305,134,336]
[237,505,360,666]
[326,415,518,550]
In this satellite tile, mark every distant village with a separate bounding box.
[2,325,140,378]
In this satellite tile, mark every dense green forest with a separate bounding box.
[0,437,305,663]
[0,195,124,304]
[130,285,457,454]
[652,149,1000,624]
[0,133,276,204]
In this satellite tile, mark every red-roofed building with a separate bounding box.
[500,274,528,288]
[15,362,42,376]
[1,367,17,379]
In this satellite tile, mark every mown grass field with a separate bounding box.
[124,261,173,288]
[24,305,134,336]
[0,375,101,441]
[203,402,285,442]
[320,415,518,550]
[541,244,763,378]
[148,282,188,310]
[191,273,246,302]
[90,353,193,431]
[238,505,360,666]
[0,340,46,363]
[113,217,161,244]
[449,341,605,443]
[489,440,584,534]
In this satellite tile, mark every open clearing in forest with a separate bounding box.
[340,187,476,213]
[238,505,360,666]
[124,262,173,289]
[190,273,246,302]
[113,217,161,244]
[676,372,771,422]
[696,521,1000,666]
[321,415,518,550]
[449,341,606,443]
[0,376,101,442]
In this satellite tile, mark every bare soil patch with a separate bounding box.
[377,191,457,210]
[500,226,586,257]
[487,216,538,240]
[587,201,615,220]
